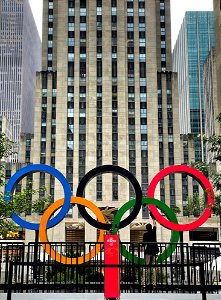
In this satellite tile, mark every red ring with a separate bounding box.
[147,165,215,231]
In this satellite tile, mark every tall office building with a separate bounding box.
[214,0,221,119]
[0,0,41,161]
[20,0,219,244]
[173,12,215,162]
[203,48,219,164]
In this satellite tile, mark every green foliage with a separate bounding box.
[183,193,206,217]
[0,133,14,186]
[0,219,19,238]
[0,186,52,238]
[0,134,51,238]
[190,161,209,177]
[203,114,221,162]
[189,115,221,217]
[0,133,13,160]
[171,206,181,215]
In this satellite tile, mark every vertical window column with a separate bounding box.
[96,0,103,201]
[67,0,75,192]
[157,73,165,202]
[50,73,57,199]
[111,0,118,201]
[160,0,166,71]
[79,0,87,182]
[166,73,176,207]
[138,0,149,218]
[48,0,54,71]
[40,73,48,190]
[127,1,136,200]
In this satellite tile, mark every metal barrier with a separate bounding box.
[0,241,220,297]
[5,261,215,300]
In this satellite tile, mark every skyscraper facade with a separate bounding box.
[0,0,41,161]
[19,0,220,244]
[173,12,215,162]
[213,0,221,120]
[203,48,219,164]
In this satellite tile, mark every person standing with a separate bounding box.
[142,217,159,286]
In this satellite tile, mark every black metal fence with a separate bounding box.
[0,242,220,297]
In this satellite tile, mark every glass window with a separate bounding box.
[68,109,74,117]
[68,38,75,46]
[160,2,165,10]
[139,39,146,46]
[161,41,166,48]
[127,23,134,31]
[160,15,165,22]
[68,53,75,61]
[139,8,145,16]
[139,53,146,61]
[80,8,86,16]
[48,27,53,34]
[97,7,102,15]
[127,8,133,16]
[80,23,86,31]
[112,7,117,15]
[69,8,75,16]
[67,141,74,150]
[139,23,145,31]
[48,53,53,60]
[68,23,75,31]
[161,28,165,35]
[48,40,53,47]
[168,135,174,142]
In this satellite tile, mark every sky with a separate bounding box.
[29,0,213,50]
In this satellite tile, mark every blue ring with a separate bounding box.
[4,164,72,230]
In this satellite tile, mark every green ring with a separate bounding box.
[112,197,180,264]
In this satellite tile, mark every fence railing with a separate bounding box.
[6,261,211,300]
[0,241,220,297]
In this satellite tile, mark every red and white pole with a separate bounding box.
[104,233,120,300]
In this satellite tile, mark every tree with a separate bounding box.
[183,193,206,217]
[190,114,221,217]
[0,133,51,239]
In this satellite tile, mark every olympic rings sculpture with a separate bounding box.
[4,164,215,265]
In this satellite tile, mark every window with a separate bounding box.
[160,15,165,22]
[68,53,74,61]
[139,8,145,16]
[80,8,86,16]
[139,39,146,47]
[97,7,102,15]
[69,8,75,16]
[80,23,86,31]
[68,23,75,31]
[112,7,117,15]
[139,23,145,31]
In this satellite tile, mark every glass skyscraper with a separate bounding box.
[173,11,215,162]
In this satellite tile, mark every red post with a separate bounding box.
[104,234,120,299]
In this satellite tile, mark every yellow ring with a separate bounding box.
[39,196,106,264]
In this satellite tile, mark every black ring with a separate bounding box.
[76,165,143,230]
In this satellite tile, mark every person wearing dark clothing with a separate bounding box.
[143,220,159,265]
[142,219,159,286]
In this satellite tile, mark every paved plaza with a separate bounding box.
[0,294,221,300]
